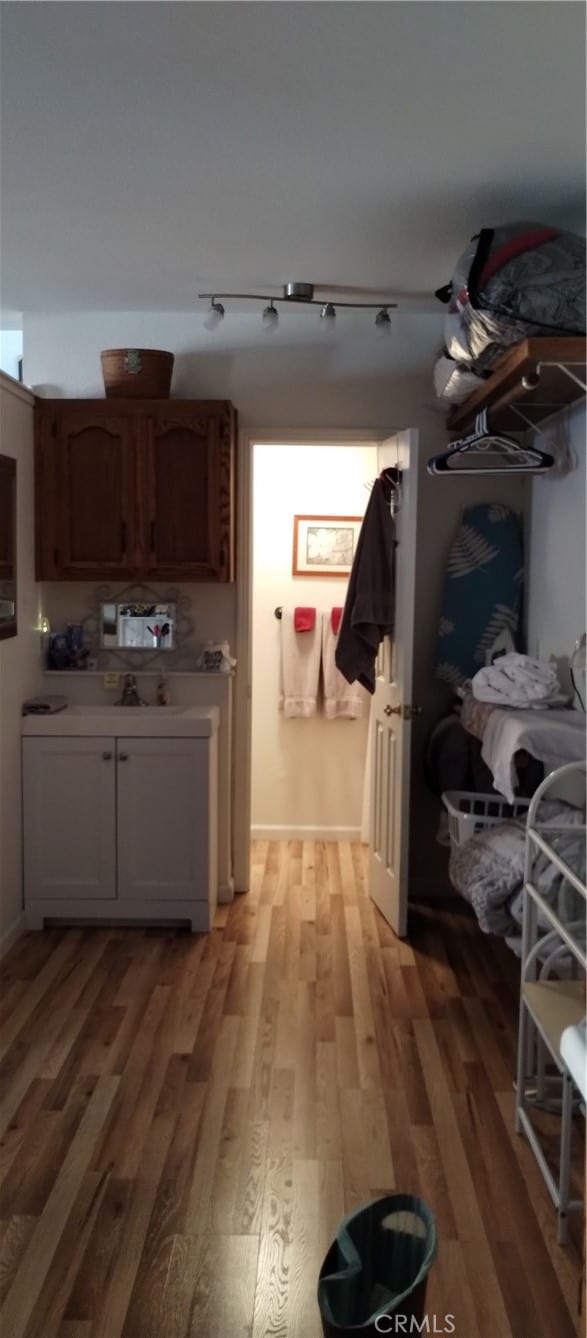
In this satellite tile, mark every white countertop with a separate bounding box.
[22,704,220,739]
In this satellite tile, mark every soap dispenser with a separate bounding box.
[156,676,170,706]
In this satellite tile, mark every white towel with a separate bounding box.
[279,609,321,718]
[472,653,560,707]
[321,612,364,720]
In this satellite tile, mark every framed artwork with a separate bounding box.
[292,514,362,578]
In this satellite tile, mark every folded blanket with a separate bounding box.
[449,800,586,939]
[472,653,559,707]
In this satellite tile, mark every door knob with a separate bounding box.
[384,704,422,720]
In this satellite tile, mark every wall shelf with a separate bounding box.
[447,337,587,435]
[42,669,234,679]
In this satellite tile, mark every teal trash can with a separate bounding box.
[317,1194,436,1336]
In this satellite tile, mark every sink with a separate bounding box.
[67,704,189,715]
[22,703,220,739]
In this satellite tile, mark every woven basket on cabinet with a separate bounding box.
[100,348,174,398]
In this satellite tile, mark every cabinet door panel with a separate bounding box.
[116,738,211,901]
[36,408,137,578]
[141,406,234,580]
[23,737,117,899]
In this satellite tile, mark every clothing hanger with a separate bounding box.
[427,409,555,476]
[364,464,402,516]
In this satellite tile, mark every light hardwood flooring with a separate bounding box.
[0,841,583,1337]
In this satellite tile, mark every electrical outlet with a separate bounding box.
[104,673,120,690]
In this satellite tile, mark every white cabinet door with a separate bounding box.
[116,737,213,903]
[23,736,116,900]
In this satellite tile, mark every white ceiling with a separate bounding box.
[1,1,585,327]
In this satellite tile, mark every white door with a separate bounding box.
[368,430,419,936]
[23,736,117,899]
[116,737,212,902]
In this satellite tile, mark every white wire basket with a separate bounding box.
[442,790,530,849]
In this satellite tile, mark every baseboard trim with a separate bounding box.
[251,825,363,842]
[0,912,26,961]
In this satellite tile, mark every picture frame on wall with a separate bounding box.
[292,514,362,578]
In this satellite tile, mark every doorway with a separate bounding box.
[233,429,419,939]
[250,440,377,842]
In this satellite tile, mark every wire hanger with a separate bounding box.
[364,466,402,516]
[427,409,555,476]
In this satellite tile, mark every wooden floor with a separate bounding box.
[0,841,583,1338]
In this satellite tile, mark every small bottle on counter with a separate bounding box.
[156,676,170,706]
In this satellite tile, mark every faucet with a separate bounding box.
[117,673,146,707]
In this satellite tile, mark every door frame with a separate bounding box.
[233,427,395,892]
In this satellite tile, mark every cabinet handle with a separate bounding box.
[119,753,129,762]
[102,751,113,761]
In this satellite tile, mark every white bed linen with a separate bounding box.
[481,707,586,803]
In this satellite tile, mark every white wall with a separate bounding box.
[252,442,376,837]
[23,310,443,426]
[527,405,586,687]
[0,374,42,954]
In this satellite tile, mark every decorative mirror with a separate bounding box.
[0,454,17,641]
[100,600,176,651]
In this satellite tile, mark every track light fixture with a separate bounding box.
[262,302,279,331]
[204,298,225,330]
[198,282,397,332]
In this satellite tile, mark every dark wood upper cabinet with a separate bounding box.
[36,407,137,580]
[0,454,17,640]
[35,400,236,582]
[140,405,234,580]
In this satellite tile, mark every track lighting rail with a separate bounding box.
[198,292,398,310]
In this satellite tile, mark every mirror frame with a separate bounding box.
[0,454,17,642]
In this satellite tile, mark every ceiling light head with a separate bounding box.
[262,302,279,331]
[204,298,225,331]
[375,307,392,335]
[320,302,336,326]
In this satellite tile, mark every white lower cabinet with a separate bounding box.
[23,736,117,902]
[23,730,218,932]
